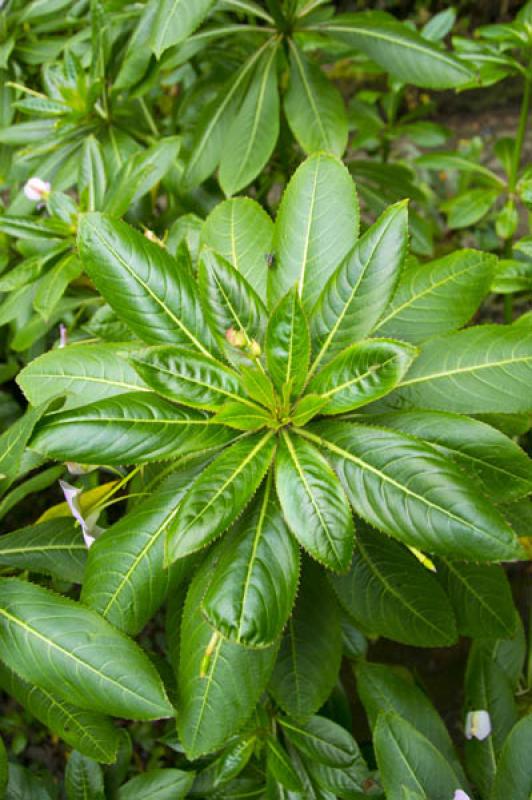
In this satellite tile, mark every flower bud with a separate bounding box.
[144,229,165,248]
[24,176,51,202]
[226,327,246,348]
[248,339,261,358]
[465,710,491,741]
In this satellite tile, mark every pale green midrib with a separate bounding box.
[318,353,400,399]
[398,353,532,388]
[139,361,256,408]
[0,545,86,554]
[237,479,270,641]
[297,158,320,301]
[24,372,150,392]
[190,638,222,749]
[42,415,213,428]
[440,557,512,633]
[289,39,328,144]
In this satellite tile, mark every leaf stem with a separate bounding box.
[509,66,532,191]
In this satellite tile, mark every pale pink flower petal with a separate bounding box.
[465,710,492,741]
[454,790,472,800]
[59,479,101,549]
[24,177,51,202]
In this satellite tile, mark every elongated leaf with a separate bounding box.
[79,135,107,211]
[266,288,310,398]
[131,346,245,411]
[178,555,277,758]
[0,662,120,764]
[331,524,457,646]
[310,201,408,372]
[78,214,216,355]
[308,339,417,414]
[213,400,274,430]
[306,422,520,561]
[270,153,359,311]
[0,578,174,720]
[82,461,205,635]
[201,479,299,647]
[202,198,273,302]
[17,343,149,409]
[276,431,354,571]
[5,764,52,799]
[219,41,280,196]
[0,215,70,240]
[0,736,6,797]
[442,188,498,229]
[117,769,195,800]
[385,325,532,414]
[0,404,49,495]
[364,410,532,503]
[374,713,461,799]
[0,519,86,583]
[323,12,473,88]
[269,562,342,721]
[65,753,105,800]
[284,40,347,157]
[151,0,216,57]
[303,756,368,797]
[30,392,231,466]
[166,432,275,561]
[279,715,360,768]
[375,250,495,343]
[267,737,304,791]
[33,253,82,321]
[437,559,516,639]
[491,716,532,800]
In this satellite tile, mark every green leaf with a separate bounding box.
[442,188,499,229]
[65,752,105,800]
[0,578,174,720]
[81,461,206,635]
[17,343,149,410]
[330,524,457,647]
[307,339,417,414]
[310,201,408,371]
[267,737,304,791]
[490,716,532,800]
[284,40,347,157]
[0,216,70,240]
[416,152,503,186]
[385,325,532,414]
[117,769,195,800]
[166,432,276,561]
[375,250,496,343]
[355,661,466,785]
[279,715,361,768]
[276,431,354,571]
[201,478,300,647]
[78,214,216,355]
[0,519,86,583]
[0,662,120,764]
[32,254,82,321]
[0,404,49,496]
[150,0,216,58]
[306,422,520,561]
[30,392,231,466]
[131,346,245,411]
[364,410,532,503]
[269,153,359,312]
[219,40,280,196]
[303,755,369,797]
[79,136,106,211]
[291,394,328,427]
[114,1,158,89]
[5,764,52,799]
[0,736,6,797]
[177,555,277,758]
[266,288,310,399]
[269,562,342,721]
[374,713,462,799]
[202,198,273,302]
[323,12,473,88]
[240,366,277,411]
[213,400,274,431]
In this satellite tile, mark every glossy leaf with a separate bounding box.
[270,153,359,311]
[166,432,275,561]
[79,135,106,211]
[150,0,216,57]
[490,716,532,800]
[0,578,174,720]
[201,479,300,647]
[0,404,49,495]
[279,715,361,768]
[276,431,354,571]
[306,422,520,561]
[65,752,105,800]
[266,288,310,398]
[117,769,195,800]
[213,400,274,430]
[267,737,304,791]
[0,519,86,583]
[5,764,52,799]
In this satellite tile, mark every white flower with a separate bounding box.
[24,176,51,202]
[465,710,492,741]
[59,480,102,548]
[453,790,472,800]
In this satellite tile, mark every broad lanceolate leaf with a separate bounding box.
[374,713,462,799]
[17,343,149,410]
[166,432,276,561]
[322,12,473,88]
[117,769,195,800]
[284,40,347,157]
[79,136,106,211]
[177,556,277,758]
[269,562,342,721]
[307,339,417,414]
[213,400,274,431]
[310,201,408,372]
[150,0,216,57]
[82,461,206,635]
[266,288,310,399]
[5,764,52,799]
[131,346,245,411]
[279,715,360,768]
[201,478,300,647]
[30,393,231,466]
[304,422,520,561]
[219,40,280,196]
[364,410,532,503]
[490,716,532,800]
[331,525,457,647]
[0,578,174,720]
[202,198,273,302]
[0,663,120,764]
[267,737,304,791]
[78,214,216,355]
[375,250,495,343]
[276,432,354,571]
[0,519,86,583]
[65,752,105,800]
[0,404,49,495]
[270,153,359,312]
[437,559,516,640]
[384,325,532,414]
